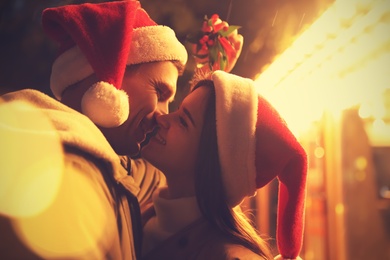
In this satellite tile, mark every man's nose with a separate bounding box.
[144,101,168,125]
[157,101,169,115]
[156,113,171,129]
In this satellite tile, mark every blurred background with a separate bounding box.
[1,0,389,259]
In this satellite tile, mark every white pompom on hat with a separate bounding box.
[211,70,308,260]
[42,1,188,127]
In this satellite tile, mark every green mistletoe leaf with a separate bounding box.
[216,40,228,71]
[220,56,227,71]
[186,13,241,71]
[209,45,218,64]
[218,25,241,37]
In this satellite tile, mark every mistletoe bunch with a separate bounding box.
[187,14,241,71]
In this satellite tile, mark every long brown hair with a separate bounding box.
[192,79,273,259]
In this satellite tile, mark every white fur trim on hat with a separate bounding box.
[50,46,93,100]
[50,25,187,101]
[212,71,258,206]
[81,82,129,128]
[128,25,188,66]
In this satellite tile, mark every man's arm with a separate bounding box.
[126,157,167,208]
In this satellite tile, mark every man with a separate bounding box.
[0,1,242,259]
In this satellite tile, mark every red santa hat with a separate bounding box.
[42,1,187,127]
[211,71,308,259]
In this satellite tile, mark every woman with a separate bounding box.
[141,71,308,260]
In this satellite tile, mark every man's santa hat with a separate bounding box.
[42,1,187,127]
[212,71,308,260]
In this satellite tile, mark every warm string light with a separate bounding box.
[254,0,390,136]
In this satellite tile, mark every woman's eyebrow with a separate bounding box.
[183,107,196,127]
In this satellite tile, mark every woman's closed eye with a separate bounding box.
[179,116,188,128]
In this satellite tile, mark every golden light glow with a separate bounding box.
[254,0,390,136]
[365,117,390,145]
[335,203,345,215]
[12,165,116,259]
[354,156,368,170]
[314,146,325,158]
[0,101,63,217]
[0,100,116,258]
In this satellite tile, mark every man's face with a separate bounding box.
[141,86,210,177]
[99,61,179,156]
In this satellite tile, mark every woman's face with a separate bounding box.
[141,86,211,176]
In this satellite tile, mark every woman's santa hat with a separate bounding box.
[42,1,187,127]
[212,71,308,260]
